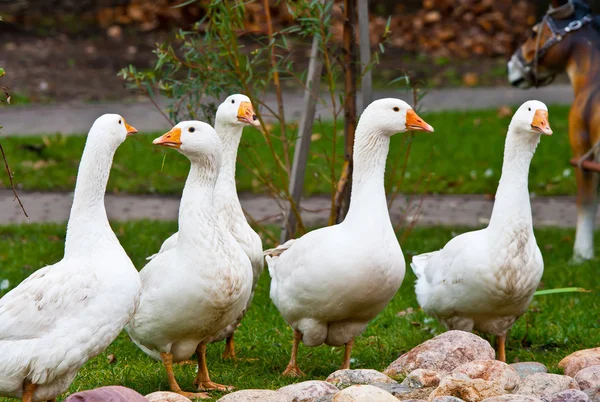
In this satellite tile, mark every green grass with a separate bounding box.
[0,222,597,401]
[0,105,576,196]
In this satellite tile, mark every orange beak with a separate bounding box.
[153,127,182,148]
[406,109,434,132]
[124,119,137,136]
[531,109,552,135]
[237,101,260,127]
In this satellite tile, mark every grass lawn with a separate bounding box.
[0,222,597,401]
[0,105,576,197]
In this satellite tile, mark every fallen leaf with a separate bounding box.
[497,105,513,118]
[107,354,117,364]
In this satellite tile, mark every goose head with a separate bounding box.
[216,94,260,127]
[510,100,552,136]
[89,114,137,148]
[153,121,222,165]
[360,98,434,137]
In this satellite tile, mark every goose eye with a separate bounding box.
[528,107,531,111]
[118,119,122,124]
[189,127,195,133]
[231,99,235,104]
[393,107,400,112]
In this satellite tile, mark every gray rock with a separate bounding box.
[574,366,600,390]
[326,369,396,390]
[511,362,549,379]
[331,384,397,401]
[559,349,600,377]
[145,392,189,402]
[482,396,543,402]
[383,330,494,379]
[217,390,292,402]
[517,373,580,399]
[452,360,520,392]
[542,389,591,402]
[583,386,600,402]
[429,373,506,402]
[401,369,441,389]
[314,396,334,402]
[371,382,435,400]
[432,398,466,402]
[278,381,339,402]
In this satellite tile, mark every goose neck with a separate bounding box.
[344,124,391,225]
[64,138,117,256]
[213,121,243,208]
[488,125,539,230]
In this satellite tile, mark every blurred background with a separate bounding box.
[0,0,593,104]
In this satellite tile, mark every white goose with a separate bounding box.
[146,95,263,360]
[0,114,140,402]
[412,100,552,362]
[125,122,252,398]
[265,99,434,376]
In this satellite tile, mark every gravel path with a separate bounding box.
[0,85,573,136]
[0,189,585,228]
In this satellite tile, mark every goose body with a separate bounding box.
[147,95,263,358]
[412,100,551,360]
[0,115,140,401]
[266,99,434,375]
[126,121,252,396]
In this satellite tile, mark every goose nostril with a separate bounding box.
[252,115,257,121]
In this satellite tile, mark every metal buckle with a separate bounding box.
[565,20,583,32]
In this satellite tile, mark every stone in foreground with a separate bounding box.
[428,373,506,402]
[383,330,494,379]
[583,386,600,402]
[559,349,600,377]
[65,386,148,402]
[542,389,591,402]
[145,391,189,402]
[482,395,543,402]
[574,365,600,390]
[517,373,580,398]
[401,369,441,389]
[372,382,435,400]
[332,384,396,401]
[278,380,339,402]
[452,360,520,392]
[511,362,549,379]
[326,369,396,390]
[217,389,291,402]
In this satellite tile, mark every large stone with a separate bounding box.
[431,398,466,402]
[559,349,600,377]
[217,390,291,402]
[278,381,339,402]
[482,396,543,402]
[401,369,441,389]
[66,386,149,402]
[517,373,580,398]
[145,392,189,402]
[428,373,506,402]
[332,384,397,401]
[542,389,591,402]
[574,366,600,390]
[372,383,435,400]
[583,386,600,402]
[326,369,396,390]
[384,331,494,379]
[452,360,520,392]
[511,362,549,379]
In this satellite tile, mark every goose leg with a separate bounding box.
[22,381,36,402]
[282,330,305,377]
[496,335,506,362]
[194,342,234,391]
[340,338,355,370]
[160,352,210,399]
[222,335,236,360]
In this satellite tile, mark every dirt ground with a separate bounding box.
[0,27,568,104]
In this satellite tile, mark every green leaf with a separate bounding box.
[534,287,591,296]
[0,68,5,78]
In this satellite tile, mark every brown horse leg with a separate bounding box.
[571,126,599,262]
